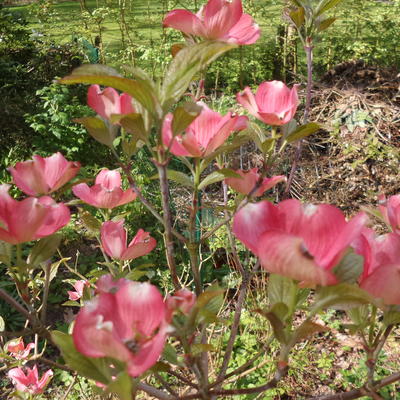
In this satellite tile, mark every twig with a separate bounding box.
[154,372,180,397]
[308,372,400,400]
[61,374,77,400]
[157,162,181,291]
[167,369,198,389]
[137,382,174,400]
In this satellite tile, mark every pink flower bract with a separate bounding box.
[353,229,400,305]
[237,81,299,126]
[8,153,80,197]
[88,85,135,121]
[162,102,247,157]
[101,220,156,260]
[73,275,168,377]
[225,168,286,197]
[0,184,70,244]
[233,199,367,286]
[68,280,89,301]
[72,169,136,209]
[7,338,35,360]
[8,366,53,395]
[163,0,260,45]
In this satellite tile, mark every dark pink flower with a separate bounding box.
[72,169,136,209]
[163,0,260,45]
[101,220,156,260]
[0,185,70,244]
[225,168,286,197]
[8,366,53,395]
[353,229,400,305]
[88,85,135,121]
[162,102,247,157]
[73,275,168,377]
[166,288,196,319]
[237,81,299,126]
[68,280,89,301]
[378,194,400,235]
[8,153,80,197]
[6,338,35,360]
[233,199,367,286]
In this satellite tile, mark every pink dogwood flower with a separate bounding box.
[353,229,400,305]
[233,199,367,286]
[68,280,89,301]
[163,0,260,45]
[8,153,80,196]
[166,288,196,319]
[101,220,156,260]
[162,102,247,157]
[378,194,400,235]
[0,185,70,244]
[73,275,168,377]
[225,168,286,197]
[8,365,53,395]
[72,169,136,209]
[237,81,299,126]
[88,85,135,121]
[7,338,35,360]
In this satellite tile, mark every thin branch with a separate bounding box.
[137,382,174,400]
[154,372,179,397]
[157,162,181,291]
[167,369,198,389]
[120,162,187,244]
[309,372,400,400]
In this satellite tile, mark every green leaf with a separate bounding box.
[118,113,148,141]
[383,308,400,326]
[315,0,343,16]
[198,169,241,191]
[289,7,305,28]
[196,284,224,310]
[268,274,298,311]
[317,16,337,32]
[75,117,115,147]
[347,305,370,326]
[292,320,329,344]
[332,250,364,284]
[68,64,122,77]
[79,210,102,234]
[312,283,374,313]
[255,306,288,344]
[28,234,62,266]
[165,169,194,189]
[285,122,320,143]
[161,41,236,105]
[0,241,12,265]
[60,72,159,116]
[163,343,180,365]
[191,343,215,356]
[171,103,202,136]
[107,371,132,400]
[51,331,110,383]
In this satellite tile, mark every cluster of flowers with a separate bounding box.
[233,197,400,305]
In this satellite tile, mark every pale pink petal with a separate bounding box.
[96,274,129,293]
[43,152,80,192]
[95,169,122,189]
[232,201,281,254]
[120,93,135,115]
[163,9,205,36]
[162,113,191,156]
[121,229,156,260]
[35,197,70,238]
[37,369,53,391]
[115,282,166,338]
[101,220,127,259]
[237,87,260,118]
[127,328,167,377]
[68,290,81,301]
[225,13,260,45]
[361,264,400,305]
[88,85,120,120]
[73,295,131,361]
[258,231,338,286]
[203,0,242,39]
